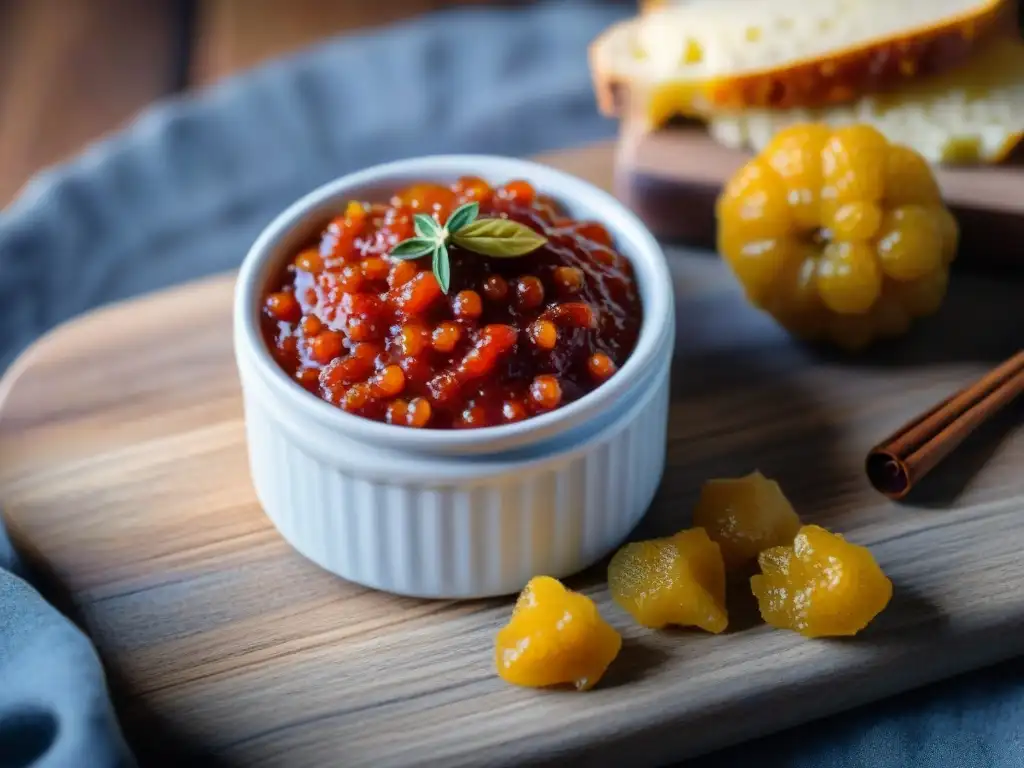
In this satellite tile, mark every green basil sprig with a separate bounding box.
[389,201,548,294]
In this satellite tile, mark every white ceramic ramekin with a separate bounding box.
[234,155,675,599]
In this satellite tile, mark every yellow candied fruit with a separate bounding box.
[716,123,958,351]
[607,528,728,633]
[692,471,802,571]
[494,576,621,691]
[751,525,893,638]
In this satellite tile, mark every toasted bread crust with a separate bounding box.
[993,133,1024,163]
[705,34,1024,166]
[591,0,1009,120]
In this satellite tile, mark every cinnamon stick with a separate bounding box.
[866,351,1024,499]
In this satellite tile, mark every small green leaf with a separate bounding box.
[451,217,548,258]
[390,237,437,260]
[433,243,451,294]
[444,202,479,234]
[414,213,441,239]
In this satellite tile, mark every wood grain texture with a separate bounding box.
[616,125,1024,270]
[190,0,530,85]
[0,0,519,210]
[2,147,1024,767]
[0,0,181,207]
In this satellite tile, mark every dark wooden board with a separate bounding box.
[615,126,1024,271]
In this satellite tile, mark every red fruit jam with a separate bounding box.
[260,177,643,429]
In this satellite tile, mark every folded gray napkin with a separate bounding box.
[0,552,135,768]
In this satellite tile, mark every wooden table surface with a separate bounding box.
[1,140,1023,766]
[0,0,530,208]
[2,5,1024,765]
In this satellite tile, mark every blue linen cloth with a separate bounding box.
[0,533,134,768]
[0,2,1021,766]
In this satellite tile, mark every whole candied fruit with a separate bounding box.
[716,124,959,350]
[259,176,642,429]
[692,471,802,571]
[751,525,893,638]
[607,528,728,633]
[495,576,621,691]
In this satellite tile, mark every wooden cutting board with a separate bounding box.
[2,143,1024,768]
[614,126,1024,270]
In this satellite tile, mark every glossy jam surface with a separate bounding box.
[261,178,642,429]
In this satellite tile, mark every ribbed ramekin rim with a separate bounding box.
[234,154,674,455]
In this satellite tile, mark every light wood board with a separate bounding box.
[614,126,1024,271]
[2,146,1024,768]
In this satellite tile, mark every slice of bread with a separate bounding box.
[708,35,1024,164]
[591,0,1008,121]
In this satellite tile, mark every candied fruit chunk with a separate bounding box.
[294,249,323,273]
[528,319,558,350]
[816,241,881,316]
[300,315,322,337]
[482,274,509,301]
[751,525,893,638]
[388,259,418,289]
[393,183,455,218]
[571,222,613,247]
[828,202,882,242]
[431,322,462,353]
[453,290,483,319]
[407,397,432,428]
[692,471,802,570]
[553,266,584,294]
[529,375,562,410]
[587,353,616,381]
[343,201,367,229]
[309,331,344,365]
[716,158,793,241]
[502,400,528,422]
[265,292,300,324]
[397,324,429,357]
[883,145,941,208]
[716,123,958,350]
[337,264,364,293]
[821,125,887,205]
[453,175,492,203]
[395,271,443,314]
[876,206,944,281]
[495,576,621,691]
[762,122,829,231]
[497,179,536,204]
[607,528,728,633]
[386,399,408,425]
[515,276,545,310]
[361,256,390,281]
[456,405,488,428]
[372,365,406,398]
[547,302,596,329]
